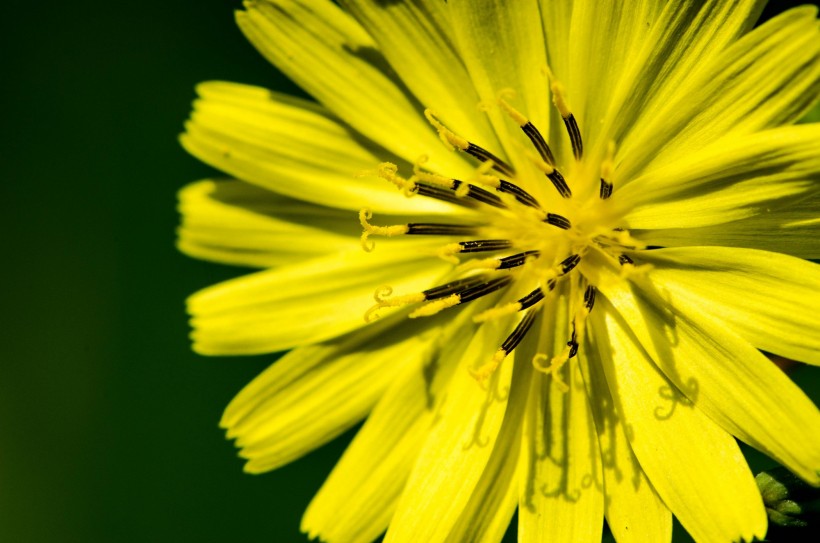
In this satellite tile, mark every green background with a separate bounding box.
[1,1,817,541]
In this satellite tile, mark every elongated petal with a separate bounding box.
[221,315,438,473]
[177,180,360,268]
[639,247,820,366]
[302,308,480,543]
[589,299,767,543]
[339,0,500,151]
[188,247,450,354]
[444,356,529,543]
[617,6,820,181]
[384,319,514,543]
[562,0,664,160]
[447,0,551,174]
[599,265,820,484]
[598,0,764,156]
[577,349,672,543]
[632,191,820,259]
[619,125,820,229]
[517,301,604,543]
[237,0,468,175]
[181,81,453,214]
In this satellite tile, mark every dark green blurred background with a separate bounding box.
[1,1,817,541]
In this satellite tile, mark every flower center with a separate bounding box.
[359,76,644,388]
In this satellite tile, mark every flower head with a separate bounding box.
[179,1,820,541]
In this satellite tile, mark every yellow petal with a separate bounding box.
[601,262,820,484]
[619,124,820,229]
[632,191,820,259]
[561,0,664,160]
[236,0,469,175]
[302,307,480,543]
[447,0,551,172]
[339,0,501,152]
[188,246,450,354]
[618,6,820,181]
[177,180,360,268]
[517,297,604,543]
[384,318,515,542]
[443,360,525,543]
[577,348,672,543]
[589,298,767,543]
[181,81,454,215]
[641,247,820,366]
[222,315,440,473]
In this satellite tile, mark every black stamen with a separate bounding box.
[498,180,541,208]
[465,143,515,177]
[497,250,540,270]
[566,319,580,358]
[618,254,633,265]
[451,180,507,209]
[521,122,556,166]
[584,286,596,310]
[518,287,545,311]
[560,254,581,274]
[599,179,613,199]
[499,309,538,355]
[414,182,480,209]
[545,213,572,230]
[458,276,513,303]
[407,223,478,236]
[546,168,572,199]
[563,113,583,160]
[458,239,513,253]
[424,276,487,300]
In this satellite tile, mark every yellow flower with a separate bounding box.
[178,1,820,542]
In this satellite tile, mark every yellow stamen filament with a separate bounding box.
[359,209,409,252]
[364,287,427,323]
[409,294,460,318]
[550,79,571,119]
[533,353,570,392]
[470,349,507,383]
[497,89,528,127]
[467,160,502,189]
[437,243,463,264]
[424,109,469,151]
[526,150,556,175]
[372,162,417,197]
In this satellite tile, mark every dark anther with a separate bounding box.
[414,182,480,209]
[406,223,478,236]
[599,179,613,199]
[563,113,583,160]
[518,287,545,311]
[464,143,515,177]
[451,180,507,209]
[546,169,572,199]
[567,324,579,358]
[423,277,487,300]
[500,309,538,355]
[521,122,556,166]
[498,180,541,208]
[560,254,581,274]
[497,250,540,270]
[458,276,513,303]
[545,213,572,230]
[458,239,513,253]
[583,286,596,310]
